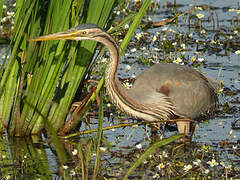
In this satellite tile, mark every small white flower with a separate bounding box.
[191,56,196,62]
[70,169,76,176]
[172,42,177,46]
[183,164,192,171]
[2,155,6,159]
[204,169,210,174]
[226,164,232,169]
[218,88,223,93]
[1,17,8,23]
[107,103,111,108]
[168,28,175,33]
[218,120,222,126]
[200,29,206,34]
[124,24,129,29]
[232,145,237,150]
[197,57,204,62]
[136,143,142,149]
[5,175,11,180]
[173,57,182,64]
[156,163,165,170]
[234,30,238,34]
[154,48,160,51]
[140,47,146,51]
[7,11,14,17]
[195,6,203,11]
[228,130,233,136]
[124,82,132,89]
[220,162,225,166]
[125,65,131,72]
[210,40,216,44]
[207,159,219,167]
[153,173,160,178]
[162,27,168,31]
[62,165,69,170]
[237,10,240,14]
[101,58,107,63]
[148,17,152,21]
[132,124,138,129]
[196,13,204,19]
[100,147,107,152]
[2,5,7,9]
[229,35,233,40]
[152,35,157,42]
[131,74,136,79]
[193,159,201,166]
[189,33,193,38]
[72,149,78,156]
[228,8,235,12]
[131,48,137,53]
[162,151,168,158]
[181,43,186,49]
[235,50,240,55]
[116,11,120,15]
[135,33,142,40]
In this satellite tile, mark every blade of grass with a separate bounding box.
[123,134,183,180]
[0,0,5,22]
[92,90,103,180]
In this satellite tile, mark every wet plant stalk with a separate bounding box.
[92,90,104,180]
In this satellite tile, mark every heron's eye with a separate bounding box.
[81,31,87,35]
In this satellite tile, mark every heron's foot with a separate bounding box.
[176,119,190,135]
[149,122,165,141]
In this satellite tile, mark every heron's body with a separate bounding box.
[32,23,217,135]
[127,63,216,120]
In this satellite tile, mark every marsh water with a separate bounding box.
[0,0,240,179]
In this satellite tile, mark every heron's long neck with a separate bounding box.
[97,32,174,121]
[96,33,130,109]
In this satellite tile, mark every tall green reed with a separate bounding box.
[0,0,117,136]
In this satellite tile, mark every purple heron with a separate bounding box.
[32,24,217,136]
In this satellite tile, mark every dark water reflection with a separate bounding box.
[0,136,58,179]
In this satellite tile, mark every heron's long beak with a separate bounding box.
[30,29,85,42]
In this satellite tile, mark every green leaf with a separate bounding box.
[123,134,183,180]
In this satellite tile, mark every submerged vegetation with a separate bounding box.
[0,0,240,179]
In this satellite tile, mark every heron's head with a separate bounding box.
[31,24,105,42]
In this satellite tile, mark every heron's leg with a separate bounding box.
[176,120,190,135]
